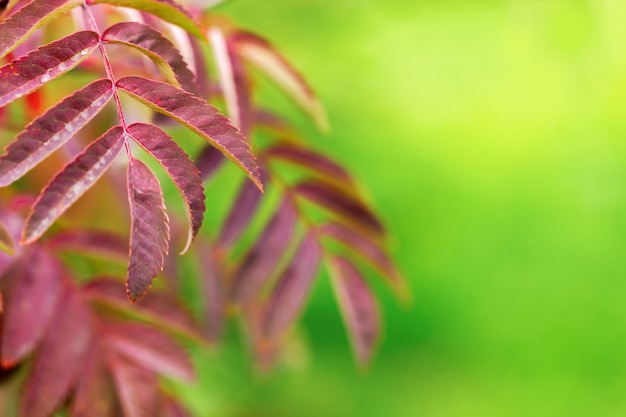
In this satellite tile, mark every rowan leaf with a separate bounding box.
[295,179,385,237]
[0,31,99,108]
[195,145,223,181]
[263,233,321,339]
[231,199,297,303]
[231,31,328,132]
[127,123,204,254]
[106,323,194,382]
[126,157,170,302]
[217,176,263,249]
[197,241,224,342]
[71,344,119,417]
[109,355,159,417]
[0,79,114,187]
[48,229,128,261]
[22,125,125,244]
[92,0,204,39]
[0,0,85,58]
[329,256,380,366]
[1,248,62,367]
[20,290,93,417]
[116,76,262,191]
[102,22,200,95]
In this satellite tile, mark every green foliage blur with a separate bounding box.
[180,2,626,416]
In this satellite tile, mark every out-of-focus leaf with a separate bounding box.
[1,248,62,367]
[20,290,93,417]
[295,179,385,237]
[48,229,128,261]
[0,209,24,277]
[197,241,224,342]
[92,0,204,39]
[0,0,9,12]
[103,22,200,95]
[329,256,380,366]
[116,76,263,191]
[21,125,125,244]
[231,31,328,132]
[217,176,263,249]
[195,145,223,181]
[0,0,84,58]
[106,323,194,382]
[126,158,169,302]
[109,355,159,417]
[161,396,192,417]
[0,79,114,187]
[0,222,15,255]
[127,123,204,254]
[263,233,321,339]
[71,344,119,417]
[0,31,99,107]
[231,200,297,303]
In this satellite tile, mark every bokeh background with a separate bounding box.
[181,1,626,416]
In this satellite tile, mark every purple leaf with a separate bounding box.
[92,0,204,39]
[231,31,328,132]
[195,145,223,181]
[20,289,93,417]
[231,200,297,303]
[295,179,385,237]
[127,123,204,254]
[71,344,119,417]
[48,229,128,261]
[330,256,380,366]
[116,76,263,191]
[263,233,321,339]
[0,31,99,108]
[109,355,159,417]
[0,79,114,187]
[126,158,170,302]
[0,0,84,58]
[265,142,352,184]
[21,125,125,244]
[197,241,224,342]
[1,248,62,367]
[103,22,200,96]
[106,323,194,382]
[217,176,263,249]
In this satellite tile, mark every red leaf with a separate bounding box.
[22,125,125,244]
[295,179,385,237]
[116,76,263,191]
[127,123,204,254]
[217,176,263,249]
[126,158,170,302]
[231,200,297,303]
[1,248,62,367]
[71,344,119,417]
[20,289,93,417]
[330,256,380,366]
[103,22,200,96]
[0,0,85,58]
[0,31,99,107]
[263,233,321,339]
[0,79,114,187]
[48,229,128,261]
[106,323,194,382]
[109,355,159,417]
[161,396,192,417]
[231,31,328,132]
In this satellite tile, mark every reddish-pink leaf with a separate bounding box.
[263,233,321,339]
[295,179,385,237]
[126,158,170,302]
[195,145,223,181]
[106,323,194,382]
[20,289,93,417]
[0,209,24,278]
[330,256,380,366]
[127,123,204,254]
[109,355,159,417]
[22,125,125,244]
[71,344,119,417]
[265,142,352,184]
[231,200,297,303]
[0,79,114,187]
[161,396,192,417]
[1,248,62,367]
[0,0,85,58]
[231,31,328,132]
[48,229,128,261]
[0,31,98,107]
[103,22,200,96]
[217,176,264,249]
[92,0,204,39]
[116,76,262,191]
[197,241,224,342]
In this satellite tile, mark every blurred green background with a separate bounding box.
[183,1,626,416]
